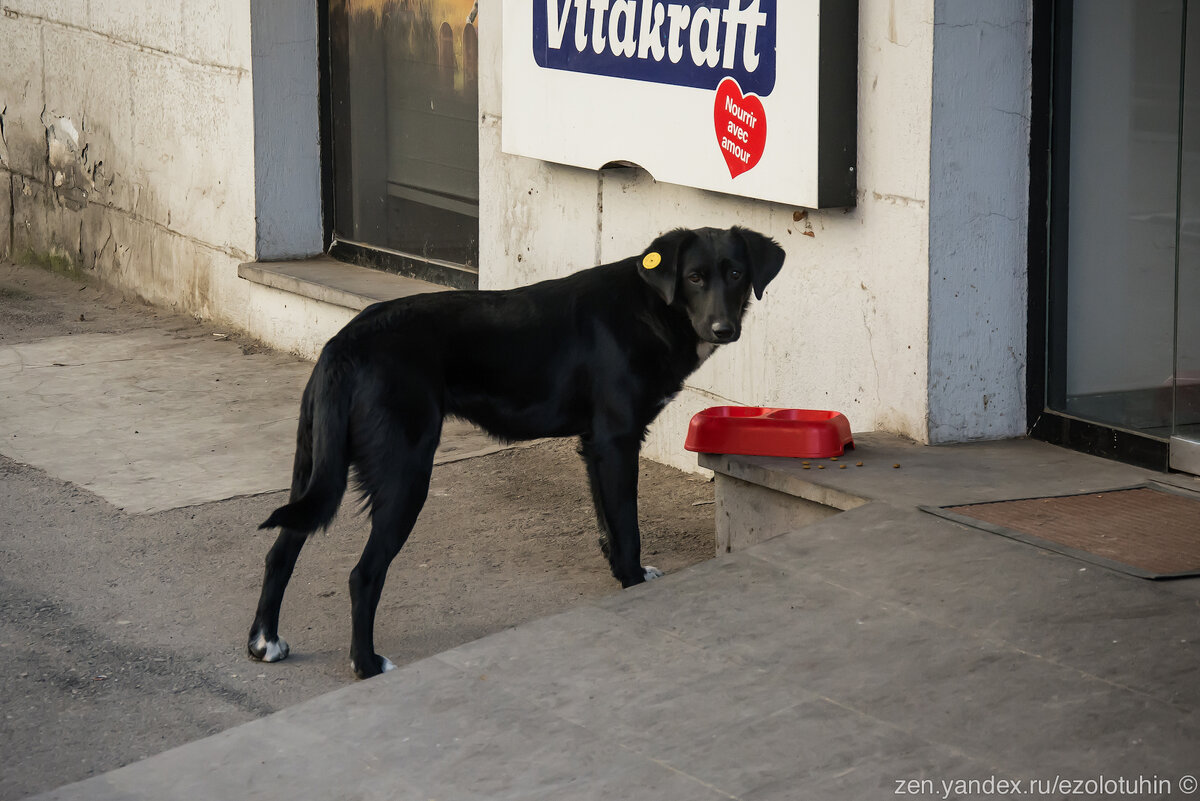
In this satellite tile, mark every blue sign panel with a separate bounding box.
[533,0,777,96]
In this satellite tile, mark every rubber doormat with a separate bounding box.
[923,485,1200,579]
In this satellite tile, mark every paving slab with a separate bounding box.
[32,655,735,801]
[0,329,519,513]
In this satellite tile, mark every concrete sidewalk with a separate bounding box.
[30,437,1200,800]
[0,329,531,515]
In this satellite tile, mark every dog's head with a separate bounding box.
[638,227,785,343]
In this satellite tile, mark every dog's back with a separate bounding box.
[322,262,698,443]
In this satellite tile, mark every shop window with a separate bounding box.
[327,0,479,287]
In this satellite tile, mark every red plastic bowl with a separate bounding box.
[684,407,854,458]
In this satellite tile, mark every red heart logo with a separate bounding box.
[714,78,767,179]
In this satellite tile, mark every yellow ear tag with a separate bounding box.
[642,252,662,270]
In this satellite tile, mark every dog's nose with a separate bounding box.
[711,322,735,341]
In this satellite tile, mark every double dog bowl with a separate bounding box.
[684,407,854,459]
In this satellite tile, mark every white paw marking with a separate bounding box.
[253,634,289,662]
[351,656,397,676]
[644,565,664,581]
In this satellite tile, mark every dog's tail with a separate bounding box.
[259,358,353,534]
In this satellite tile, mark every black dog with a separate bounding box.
[249,226,785,678]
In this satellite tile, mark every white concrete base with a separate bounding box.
[715,474,841,555]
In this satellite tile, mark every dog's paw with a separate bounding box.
[350,654,396,679]
[643,565,664,581]
[248,632,290,663]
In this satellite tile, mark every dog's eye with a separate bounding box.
[728,269,743,281]
[687,273,704,285]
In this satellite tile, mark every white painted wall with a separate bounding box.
[480,0,940,472]
[0,0,322,347]
[927,0,1031,442]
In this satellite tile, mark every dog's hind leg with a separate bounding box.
[249,388,317,663]
[247,528,307,662]
[347,417,439,679]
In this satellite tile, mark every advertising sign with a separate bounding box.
[502,1,857,208]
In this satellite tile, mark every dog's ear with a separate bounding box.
[733,227,786,300]
[638,228,696,305]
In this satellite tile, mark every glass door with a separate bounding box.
[1171,3,1200,472]
[1041,0,1200,473]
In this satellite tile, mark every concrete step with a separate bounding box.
[238,256,448,313]
[236,256,448,359]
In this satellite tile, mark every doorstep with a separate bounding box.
[238,255,447,312]
[699,431,1168,554]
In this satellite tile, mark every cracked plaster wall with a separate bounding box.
[480,0,942,471]
[0,0,320,333]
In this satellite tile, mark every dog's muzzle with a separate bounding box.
[709,321,738,342]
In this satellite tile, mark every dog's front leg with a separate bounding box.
[579,433,662,588]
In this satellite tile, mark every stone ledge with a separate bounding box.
[697,431,1172,553]
[238,256,447,311]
